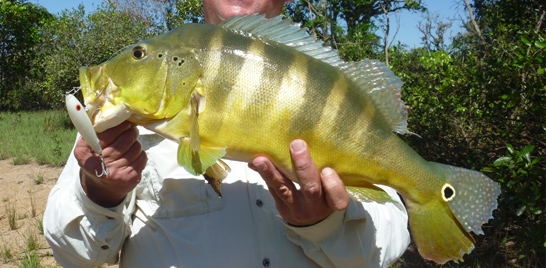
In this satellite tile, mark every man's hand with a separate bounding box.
[249,139,349,226]
[75,121,147,208]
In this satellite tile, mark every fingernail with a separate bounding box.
[254,160,267,171]
[290,140,305,153]
[322,167,333,177]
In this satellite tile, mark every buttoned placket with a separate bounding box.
[245,168,284,268]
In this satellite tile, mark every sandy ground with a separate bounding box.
[0,159,117,267]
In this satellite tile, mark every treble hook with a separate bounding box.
[65,91,109,177]
[95,154,110,177]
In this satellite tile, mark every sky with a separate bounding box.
[29,0,467,48]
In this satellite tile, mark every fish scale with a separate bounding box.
[78,14,501,264]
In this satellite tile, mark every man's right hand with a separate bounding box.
[75,121,147,207]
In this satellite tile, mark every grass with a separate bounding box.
[0,110,75,166]
[25,229,40,252]
[5,199,17,230]
[28,190,37,218]
[18,250,40,268]
[18,212,28,220]
[31,173,45,185]
[35,219,44,235]
[1,245,13,261]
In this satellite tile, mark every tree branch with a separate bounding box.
[463,0,485,44]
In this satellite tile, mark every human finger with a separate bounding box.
[96,121,134,149]
[290,139,322,201]
[249,156,297,207]
[101,125,140,163]
[321,167,349,210]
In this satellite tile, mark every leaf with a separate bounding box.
[531,156,542,165]
[529,206,543,215]
[539,68,545,75]
[506,144,514,154]
[481,167,496,173]
[516,205,526,216]
[518,145,535,158]
[493,156,511,166]
[521,36,532,46]
[535,41,546,49]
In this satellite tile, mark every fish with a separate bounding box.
[77,14,501,264]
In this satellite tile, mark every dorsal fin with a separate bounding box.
[341,59,408,134]
[220,14,408,134]
[220,14,345,67]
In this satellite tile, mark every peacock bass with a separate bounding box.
[78,14,500,264]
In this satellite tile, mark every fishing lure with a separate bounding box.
[65,88,109,177]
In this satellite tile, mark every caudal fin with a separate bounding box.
[406,163,501,264]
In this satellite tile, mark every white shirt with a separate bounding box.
[44,128,410,268]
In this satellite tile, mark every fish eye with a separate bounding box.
[132,46,147,59]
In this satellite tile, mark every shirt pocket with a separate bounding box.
[139,133,225,219]
[151,175,225,218]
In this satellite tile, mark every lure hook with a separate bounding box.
[66,86,81,95]
[95,154,109,177]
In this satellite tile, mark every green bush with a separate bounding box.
[482,144,545,263]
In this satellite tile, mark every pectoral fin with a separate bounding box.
[177,91,227,175]
[189,93,202,152]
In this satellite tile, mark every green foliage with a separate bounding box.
[0,110,75,166]
[33,3,156,110]
[390,47,483,167]
[284,0,424,61]
[390,0,545,265]
[482,144,545,263]
[168,0,203,28]
[0,0,53,110]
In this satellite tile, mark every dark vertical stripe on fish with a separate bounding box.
[289,57,335,135]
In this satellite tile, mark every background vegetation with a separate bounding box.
[0,0,544,267]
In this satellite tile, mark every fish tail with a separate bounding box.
[405,163,501,264]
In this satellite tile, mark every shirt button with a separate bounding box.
[256,199,263,207]
[262,258,270,267]
[101,245,109,250]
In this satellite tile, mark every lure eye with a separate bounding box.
[132,46,147,59]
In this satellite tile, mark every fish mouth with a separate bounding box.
[79,66,132,133]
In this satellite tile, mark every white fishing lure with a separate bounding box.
[65,89,109,177]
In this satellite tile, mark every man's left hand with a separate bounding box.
[249,139,350,226]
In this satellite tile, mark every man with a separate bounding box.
[44,1,410,267]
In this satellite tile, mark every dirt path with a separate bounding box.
[0,159,117,267]
[0,159,61,267]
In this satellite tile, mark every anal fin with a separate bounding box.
[345,185,394,203]
[204,159,231,198]
[177,138,226,175]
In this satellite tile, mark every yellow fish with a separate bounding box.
[78,15,501,264]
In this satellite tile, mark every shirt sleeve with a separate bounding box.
[285,185,410,268]
[43,137,135,268]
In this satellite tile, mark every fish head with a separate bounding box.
[80,30,203,133]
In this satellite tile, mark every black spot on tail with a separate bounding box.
[444,186,454,199]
